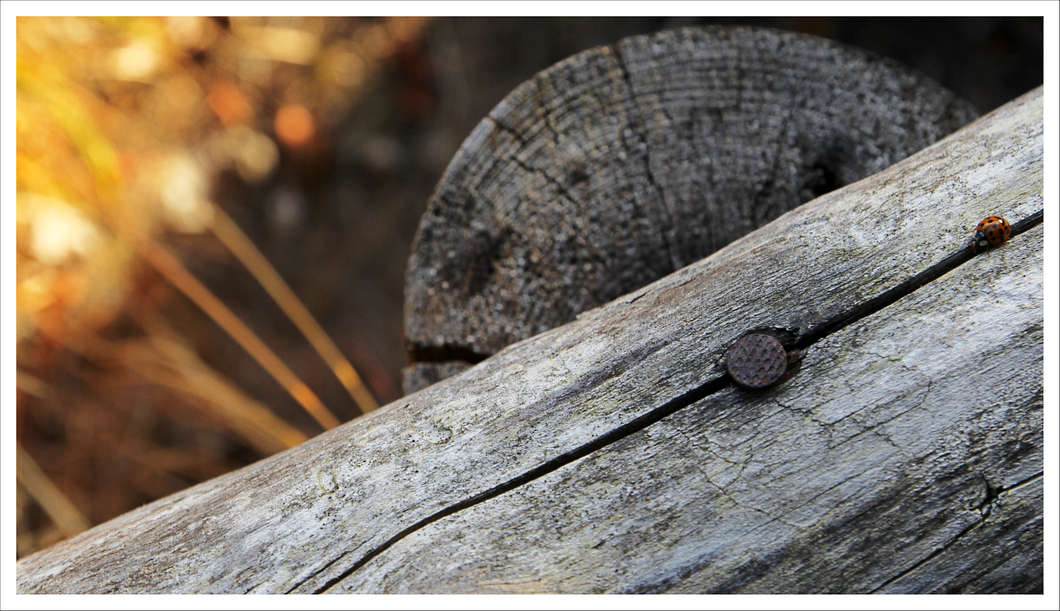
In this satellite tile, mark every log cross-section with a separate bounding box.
[16,84,1043,593]
[402,25,981,394]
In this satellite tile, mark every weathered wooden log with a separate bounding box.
[403,25,981,394]
[16,84,1042,594]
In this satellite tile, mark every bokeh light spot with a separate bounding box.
[274,104,315,147]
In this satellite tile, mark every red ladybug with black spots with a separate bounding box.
[970,216,1011,250]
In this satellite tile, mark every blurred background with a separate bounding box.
[14,16,1043,558]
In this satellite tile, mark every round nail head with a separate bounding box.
[726,333,789,389]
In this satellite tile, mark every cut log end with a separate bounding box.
[403,25,981,395]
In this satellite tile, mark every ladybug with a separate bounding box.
[971,216,1011,250]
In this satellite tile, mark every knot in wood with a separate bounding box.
[726,333,790,389]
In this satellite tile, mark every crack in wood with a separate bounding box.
[867,471,1043,593]
[405,344,489,366]
[309,373,731,592]
[794,208,1043,350]
[503,155,626,302]
[610,41,682,272]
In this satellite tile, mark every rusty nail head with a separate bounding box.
[726,332,798,389]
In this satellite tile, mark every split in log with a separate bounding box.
[15,83,1043,594]
[403,25,981,394]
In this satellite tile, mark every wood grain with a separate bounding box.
[15,86,1041,597]
[339,224,1043,593]
[403,25,981,393]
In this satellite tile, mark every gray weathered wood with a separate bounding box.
[342,226,1044,594]
[16,87,1042,594]
[403,25,981,394]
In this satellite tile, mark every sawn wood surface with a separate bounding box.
[402,25,980,393]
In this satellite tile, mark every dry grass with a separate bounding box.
[15,16,429,558]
